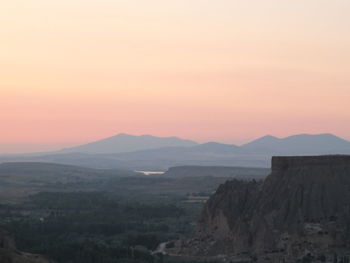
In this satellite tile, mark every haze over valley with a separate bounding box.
[1,0,349,262]
[2,133,350,170]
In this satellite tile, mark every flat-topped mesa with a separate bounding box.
[271,155,350,171]
[262,155,350,226]
[178,155,350,262]
[267,155,350,187]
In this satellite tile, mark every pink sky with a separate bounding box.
[1,1,350,153]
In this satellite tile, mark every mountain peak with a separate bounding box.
[115,133,132,137]
[242,133,350,154]
[60,134,198,154]
[285,133,336,138]
[257,135,279,141]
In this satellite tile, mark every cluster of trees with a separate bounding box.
[0,192,197,263]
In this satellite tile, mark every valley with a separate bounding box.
[0,161,267,263]
[1,135,350,263]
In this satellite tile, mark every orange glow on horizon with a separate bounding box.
[1,0,350,152]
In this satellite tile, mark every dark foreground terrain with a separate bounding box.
[3,156,350,262]
[0,162,267,263]
[177,155,350,263]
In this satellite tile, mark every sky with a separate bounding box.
[1,0,350,153]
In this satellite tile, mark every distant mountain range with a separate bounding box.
[1,133,350,170]
[241,133,350,154]
[58,133,350,155]
[59,133,198,154]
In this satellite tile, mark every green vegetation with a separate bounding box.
[0,162,264,262]
[1,192,197,263]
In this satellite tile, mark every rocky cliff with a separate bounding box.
[177,155,350,262]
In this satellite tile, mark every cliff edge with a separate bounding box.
[177,155,350,262]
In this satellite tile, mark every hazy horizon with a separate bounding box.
[1,132,350,154]
[2,1,349,153]
[1,2,350,263]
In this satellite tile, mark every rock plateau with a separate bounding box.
[177,155,350,263]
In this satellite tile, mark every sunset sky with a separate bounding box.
[1,0,350,153]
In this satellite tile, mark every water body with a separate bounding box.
[135,171,165,175]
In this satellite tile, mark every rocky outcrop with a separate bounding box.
[0,231,52,263]
[177,155,350,262]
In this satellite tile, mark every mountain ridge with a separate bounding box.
[1,133,350,170]
[61,132,350,155]
[59,133,198,154]
[241,133,350,154]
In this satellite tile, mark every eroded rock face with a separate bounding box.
[178,155,350,262]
